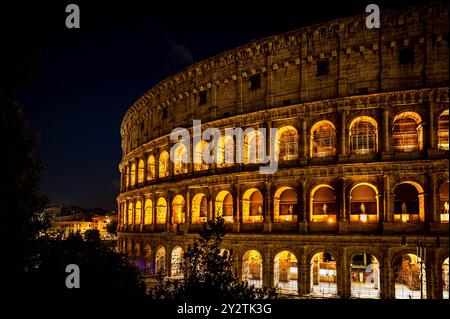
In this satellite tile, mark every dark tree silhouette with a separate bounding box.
[151,216,276,300]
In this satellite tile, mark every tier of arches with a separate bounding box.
[122,110,449,189]
[121,240,449,299]
[119,179,449,227]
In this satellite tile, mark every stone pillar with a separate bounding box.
[143,154,148,185]
[430,173,439,223]
[263,182,272,232]
[186,190,191,227]
[150,193,156,231]
[233,184,241,232]
[339,248,351,298]
[263,250,272,289]
[166,192,172,232]
[383,256,393,299]
[300,119,308,164]
[210,191,216,221]
[339,177,348,233]
[381,108,393,160]
[133,158,139,189]
[299,180,308,233]
[299,249,308,295]
[155,149,160,179]
[338,110,348,161]
[428,99,437,152]
[265,52,274,108]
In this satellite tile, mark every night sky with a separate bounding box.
[2,0,427,210]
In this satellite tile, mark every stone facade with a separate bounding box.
[118,2,449,299]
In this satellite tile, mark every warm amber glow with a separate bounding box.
[137,159,145,184]
[438,110,449,150]
[349,116,378,155]
[173,144,188,175]
[242,250,263,287]
[155,246,166,274]
[244,130,264,164]
[130,163,136,186]
[192,193,208,223]
[349,183,379,223]
[274,250,298,294]
[147,155,156,180]
[144,199,153,224]
[242,188,263,223]
[393,111,423,152]
[194,141,209,171]
[135,200,142,225]
[171,246,184,278]
[274,186,298,222]
[276,126,298,161]
[158,151,169,178]
[172,195,186,224]
[310,184,337,223]
[216,135,234,167]
[156,197,167,224]
[310,120,336,158]
[127,202,134,225]
[215,191,234,222]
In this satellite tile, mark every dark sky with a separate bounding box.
[2,0,429,210]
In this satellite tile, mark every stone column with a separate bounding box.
[299,249,308,295]
[186,189,191,228]
[428,98,437,153]
[150,193,156,232]
[299,180,308,233]
[166,192,172,233]
[383,174,392,223]
[263,182,272,232]
[232,183,241,232]
[263,250,272,289]
[338,110,348,161]
[265,52,274,108]
[133,158,139,189]
[143,154,148,185]
[381,108,393,160]
[430,173,439,223]
[155,149,160,179]
[300,119,308,164]
[339,248,351,298]
[339,177,348,233]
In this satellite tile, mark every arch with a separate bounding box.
[215,191,234,222]
[273,186,298,222]
[133,242,142,270]
[192,193,208,224]
[137,159,145,184]
[349,183,379,223]
[144,198,153,224]
[349,116,378,155]
[310,251,338,297]
[147,155,156,180]
[159,151,169,178]
[173,144,188,175]
[310,120,336,158]
[439,180,449,223]
[274,250,298,295]
[310,184,337,223]
[135,200,142,225]
[438,110,449,151]
[155,246,166,274]
[242,249,263,288]
[350,252,381,299]
[393,181,424,222]
[156,197,167,224]
[216,135,235,167]
[143,244,152,275]
[130,163,136,186]
[393,253,426,299]
[172,195,186,224]
[443,257,449,299]
[244,130,264,164]
[393,111,423,152]
[127,202,134,225]
[276,125,298,161]
[194,141,210,171]
[171,246,184,278]
[242,188,263,223]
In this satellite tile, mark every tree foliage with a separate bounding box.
[151,216,276,300]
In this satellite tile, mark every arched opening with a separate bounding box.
[172,195,186,224]
[443,257,449,299]
[310,252,338,297]
[274,187,298,222]
[144,199,153,225]
[276,126,298,161]
[349,116,378,155]
[349,183,379,223]
[393,112,423,152]
[147,155,156,180]
[393,182,424,222]
[244,130,264,164]
[310,185,337,223]
[171,246,184,278]
[310,120,336,158]
[143,244,152,275]
[156,197,167,224]
[130,163,136,186]
[440,181,449,223]
[216,135,234,168]
[135,200,142,225]
[274,250,298,295]
[438,110,449,150]
[173,144,188,175]
[155,246,166,275]
[192,193,208,224]
[242,188,263,223]
[127,202,134,225]
[242,250,263,288]
[137,159,145,184]
[215,191,234,222]
[133,243,141,270]
[394,253,426,299]
[159,151,169,178]
[194,141,210,171]
[350,253,381,299]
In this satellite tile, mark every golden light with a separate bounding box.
[401,214,409,223]
[327,216,334,223]
[360,214,367,222]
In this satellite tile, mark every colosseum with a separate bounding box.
[117,2,449,299]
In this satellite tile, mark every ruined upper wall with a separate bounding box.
[120,2,449,155]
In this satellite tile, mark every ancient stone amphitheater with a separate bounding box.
[118,2,449,299]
